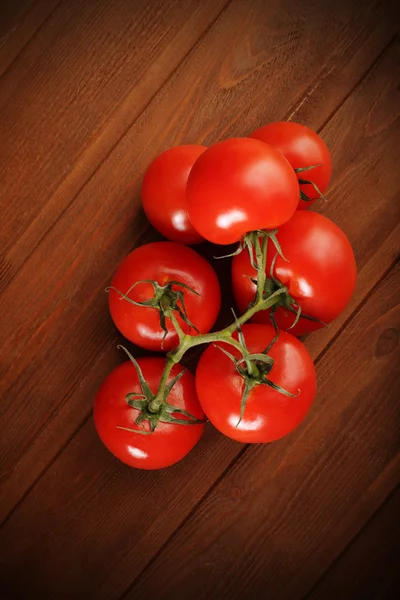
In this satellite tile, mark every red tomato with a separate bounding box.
[250,121,332,209]
[141,145,206,244]
[195,324,316,443]
[94,358,205,469]
[232,211,357,335]
[108,242,221,351]
[186,138,299,245]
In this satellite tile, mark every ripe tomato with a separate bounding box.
[232,211,357,336]
[250,121,332,208]
[186,138,299,245]
[94,358,205,469]
[195,324,316,443]
[141,145,206,244]
[108,242,221,351]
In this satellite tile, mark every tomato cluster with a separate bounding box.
[94,121,357,470]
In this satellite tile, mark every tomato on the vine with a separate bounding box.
[232,211,357,336]
[186,138,300,245]
[94,357,205,469]
[141,145,206,244]
[108,242,221,351]
[195,324,316,443]
[250,121,332,208]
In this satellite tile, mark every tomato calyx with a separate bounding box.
[294,164,327,202]
[215,229,288,268]
[116,346,206,434]
[244,251,326,331]
[107,279,200,344]
[215,323,298,426]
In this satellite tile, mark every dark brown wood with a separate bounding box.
[306,486,400,600]
[0,1,399,599]
[0,0,397,525]
[127,263,400,600]
[0,0,59,77]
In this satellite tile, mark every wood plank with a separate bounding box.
[306,487,400,600]
[0,0,229,260]
[0,0,229,482]
[0,0,398,524]
[0,6,395,519]
[2,0,398,291]
[1,0,397,296]
[0,0,60,76]
[126,263,400,600]
[0,413,245,599]
[1,260,398,600]
[0,26,399,600]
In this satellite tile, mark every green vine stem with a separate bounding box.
[147,284,286,413]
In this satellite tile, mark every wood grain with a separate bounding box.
[0,1,397,527]
[306,486,400,600]
[1,261,398,600]
[0,1,60,76]
[127,263,400,600]
[0,0,229,266]
[0,0,230,485]
[0,1,399,598]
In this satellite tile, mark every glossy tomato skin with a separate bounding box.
[250,121,332,209]
[186,138,300,245]
[195,324,316,443]
[141,145,206,244]
[94,358,205,469]
[109,242,221,351]
[232,211,357,336]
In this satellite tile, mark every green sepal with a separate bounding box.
[116,425,152,436]
[298,178,327,201]
[237,378,256,426]
[160,403,206,426]
[118,345,153,397]
[264,379,299,398]
[244,235,259,271]
[231,308,247,348]
[163,368,187,398]
[267,231,288,262]
[116,346,204,434]
[294,164,321,173]
[213,344,239,364]
[240,353,274,366]
[286,303,302,330]
[214,243,243,260]
[262,330,280,354]
[167,281,200,296]
[300,189,312,202]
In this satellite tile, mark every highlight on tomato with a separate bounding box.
[94,354,206,470]
[186,137,300,245]
[195,324,316,443]
[141,145,206,244]
[108,242,221,351]
[232,211,357,336]
[250,121,332,208]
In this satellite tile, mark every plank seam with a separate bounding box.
[117,258,399,598]
[310,254,399,368]
[0,0,234,527]
[0,3,397,556]
[301,482,400,600]
[119,445,249,600]
[316,32,399,133]
[0,0,62,81]
[0,336,118,529]
[0,0,233,290]
[1,16,395,532]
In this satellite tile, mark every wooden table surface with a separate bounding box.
[0,1,399,599]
